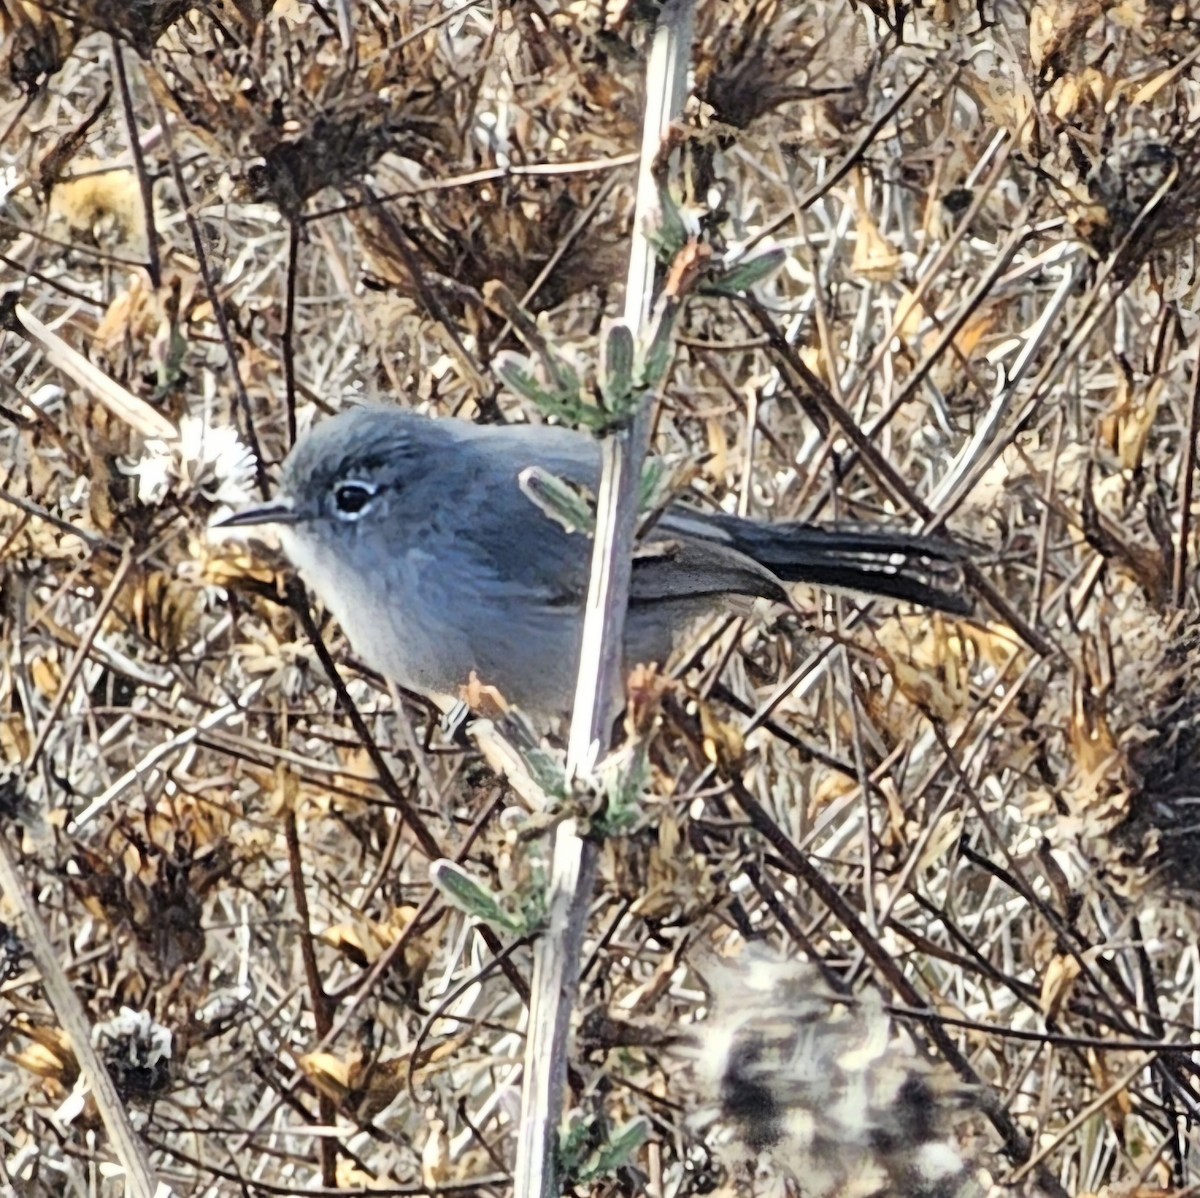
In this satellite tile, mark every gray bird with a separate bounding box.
[215,406,968,718]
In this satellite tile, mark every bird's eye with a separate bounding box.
[332,480,377,518]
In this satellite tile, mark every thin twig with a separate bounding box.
[151,90,268,495]
[283,219,301,447]
[110,39,161,288]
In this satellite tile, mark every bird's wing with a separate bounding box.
[453,422,969,614]
[629,535,789,606]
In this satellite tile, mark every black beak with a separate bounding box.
[211,499,300,528]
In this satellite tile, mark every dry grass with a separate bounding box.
[2,0,1200,1195]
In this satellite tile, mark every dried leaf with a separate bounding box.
[28,652,62,700]
[1099,372,1162,473]
[51,167,144,246]
[894,287,932,348]
[462,670,511,716]
[1087,1048,1133,1136]
[297,1050,354,1100]
[10,1021,76,1084]
[1039,953,1082,1018]
[699,701,745,768]
[851,176,901,281]
[877,617,969,724]
[1029,0,1102,72]
[1066,638,1130,828]
[917,809,965,874]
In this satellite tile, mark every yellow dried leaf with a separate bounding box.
[895,287,933,347]
[268,766,300,818]
[331,746,383,801]
[335,1161,382,1190]
[0,716,32,764]
[932,307,996,365]
[1107,0,1146,24]
[1069,693,1118,779]
[799,344,829,387]
[625,663,672,741]
[85,448,118,533]
[1039,953,1081,1018]
[28,653,62,700]
[1087,1048,1132,1135]
[1051,74,1085,119]
[50,166,145,246]
[113,569,204,655]
[10,1022,75,1082]
[879,777,908,845]
[300,1047,408,1120]
[149,792,230,849]
[964,61,1038,150]
[852,209,901,281]
[93,273,155,352]
[878,618,969,723]
[462,670,510,716]
[1066,643,1130,827]
[1028,3,1058,72]
[320,906,424,970]
[320,920,373,964]
[850,168,901,281]
[1131,50,1199,106]
[409,1031,478,1088]
[194,537,281,590]
[699,702,745,768]
[11,1042,71,1080]
[1099,373,1161,473]
[1029,0,1101,72]
[874,615,1025,731]
[297,1050,355,1100]
[808,769,856,817]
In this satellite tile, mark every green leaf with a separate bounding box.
[599,321,635,410]
[544,350,582,400]
[429,861,524,934]
[652,184,690,258]
[519,466,595,536]
[494,353,555,407]
[597,741,649,833]
[638,456,670,514]
[578,1117,651,1182]
[521,744,570,805]
[639,306,677,388]
[716,246,786,293]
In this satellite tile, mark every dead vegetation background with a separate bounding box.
[2,0,1200,1194]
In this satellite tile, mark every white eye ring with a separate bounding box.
[332,480,377,519]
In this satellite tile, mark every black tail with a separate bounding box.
[688,513,972,616]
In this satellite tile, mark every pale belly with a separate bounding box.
[281,528,703,717]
